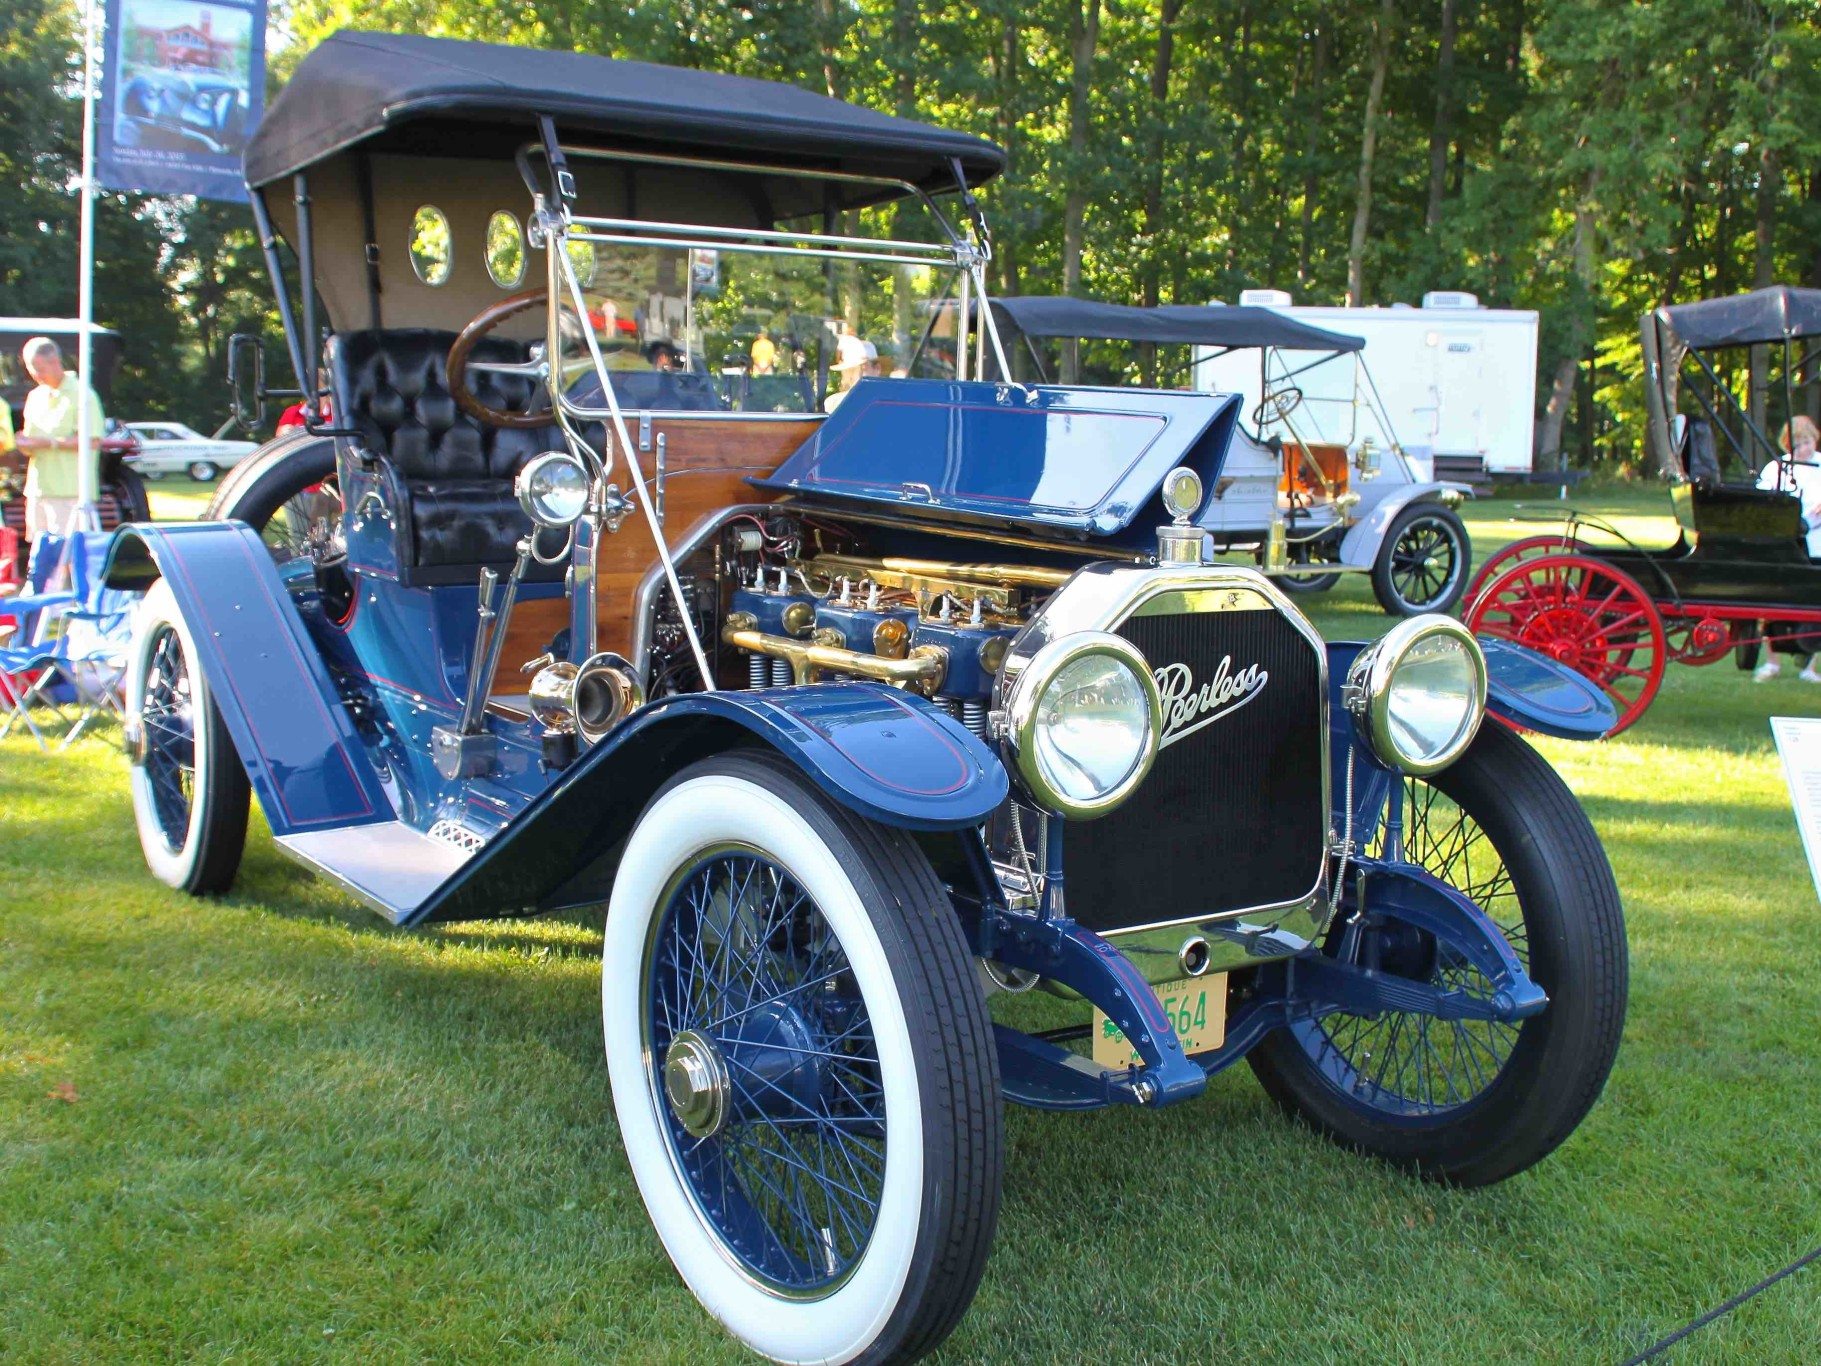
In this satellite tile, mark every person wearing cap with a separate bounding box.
[824,334,877,413]
[13,337,104,545]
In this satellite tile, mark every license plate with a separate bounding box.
[1091,974,1227,1070]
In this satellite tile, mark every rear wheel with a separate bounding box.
[207,435,347,615]
[603,752,1001,1364]
[1372,503,1470,616]
[126,578,248,895]
[1249,724,1627,1186]
[1277,542,1342,595]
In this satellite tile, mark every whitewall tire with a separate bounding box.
[603,752,1001,1364]
[126,578,249,895]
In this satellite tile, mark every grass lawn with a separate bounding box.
[4,482,1821,1362]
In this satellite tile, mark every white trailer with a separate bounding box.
[1197,290,1540,482]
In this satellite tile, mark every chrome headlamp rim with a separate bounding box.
[1347,615,1487,775]
[515,449,591,528]
[1004,630,1163,821]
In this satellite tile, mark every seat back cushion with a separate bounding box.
[329,329,573,574]
[330,328,558,479]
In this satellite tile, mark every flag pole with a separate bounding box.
[75,0,100,527]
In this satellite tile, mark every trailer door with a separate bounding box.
[1429,328,1485,455]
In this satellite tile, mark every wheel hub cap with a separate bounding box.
[663,1030,730,1139]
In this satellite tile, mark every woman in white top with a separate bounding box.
[1754,415,1821,681]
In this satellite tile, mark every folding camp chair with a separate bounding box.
[0,533,134,752]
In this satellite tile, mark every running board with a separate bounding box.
[275,824,475,924]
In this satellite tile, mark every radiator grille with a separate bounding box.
[1063,604,1327,934]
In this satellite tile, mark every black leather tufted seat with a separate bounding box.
[328,329,564,578]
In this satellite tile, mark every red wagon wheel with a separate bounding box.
[1465,552,1666,735]
[1464,532,1588,608]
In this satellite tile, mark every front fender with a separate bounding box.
[1337,485,1467,566]
[1325,637,1614,839]
[410,683,1009,924]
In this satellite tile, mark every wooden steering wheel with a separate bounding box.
[445,288,556,430]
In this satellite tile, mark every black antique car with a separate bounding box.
[105,33,1627,1362]
[1466,285,1821,732]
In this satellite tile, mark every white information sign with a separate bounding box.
[1770,716,1821,906]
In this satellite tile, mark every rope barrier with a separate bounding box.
[1617,1243,1821,1364]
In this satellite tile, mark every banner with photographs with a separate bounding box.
[96,0,265,203]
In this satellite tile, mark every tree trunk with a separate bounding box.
[1347,0,1396,306]
[1139,0,1182,385]
[1749,145,1778,438]
[1537,170,1599,468]
[814,0,841,98]
[1809,169,1821,420]
[892,0,918,358]
[1224,4,1253,278]
[1060,0,1100,383]
[1297,23,1329,290]
[991,12,1022,297]
[1425,0,1457,231]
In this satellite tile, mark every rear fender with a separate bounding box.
[410,683,1009,924]
[104,522,395,835]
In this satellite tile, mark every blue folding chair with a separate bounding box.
[0,533,136,752]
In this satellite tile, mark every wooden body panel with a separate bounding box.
[498,416,817,670]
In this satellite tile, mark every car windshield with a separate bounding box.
[552,197,972,416]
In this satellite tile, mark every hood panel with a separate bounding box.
[752,379,1241,537]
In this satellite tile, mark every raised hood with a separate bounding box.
[752,379,1241,540]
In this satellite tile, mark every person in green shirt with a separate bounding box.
[14,337,103,543]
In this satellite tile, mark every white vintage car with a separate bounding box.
[123,422,257,481]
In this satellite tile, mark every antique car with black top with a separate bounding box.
[1465,286,1821,732]
[106,33,1629,1364]
[969,295,1475,615]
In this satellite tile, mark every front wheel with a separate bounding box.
[1372,503,1471,616]
[603,752,1002,1365]
[126,578,249,894]
[187,460,220,482]
[1249,724,1627,1186]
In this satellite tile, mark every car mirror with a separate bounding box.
[227,333,267,434]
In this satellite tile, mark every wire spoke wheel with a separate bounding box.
[1294,778,1527,1119]
[644,848,884,1294]
[138,624,196,851]
[605,754,1001,1362]
[1249,725,1627,1185]
[260,479,344,569]
[126,579,248,894]
[1465,552,1664,734]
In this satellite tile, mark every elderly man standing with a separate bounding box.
[13,337,103,545]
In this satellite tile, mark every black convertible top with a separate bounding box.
[246,31,1006,207]
[1654,286,1821,349]
[983,296,1362,352]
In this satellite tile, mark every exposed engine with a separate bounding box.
[697,514,1071,741]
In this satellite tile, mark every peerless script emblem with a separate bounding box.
[1154,657,1268,748]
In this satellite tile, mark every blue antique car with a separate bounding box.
[109,33,1628,1364]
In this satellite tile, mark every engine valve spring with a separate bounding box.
[960,698,988,738]
[769,657,792,688]
[936,698,960,720]
[747,653,768,690]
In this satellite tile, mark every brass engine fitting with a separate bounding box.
[724,612,947,696]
